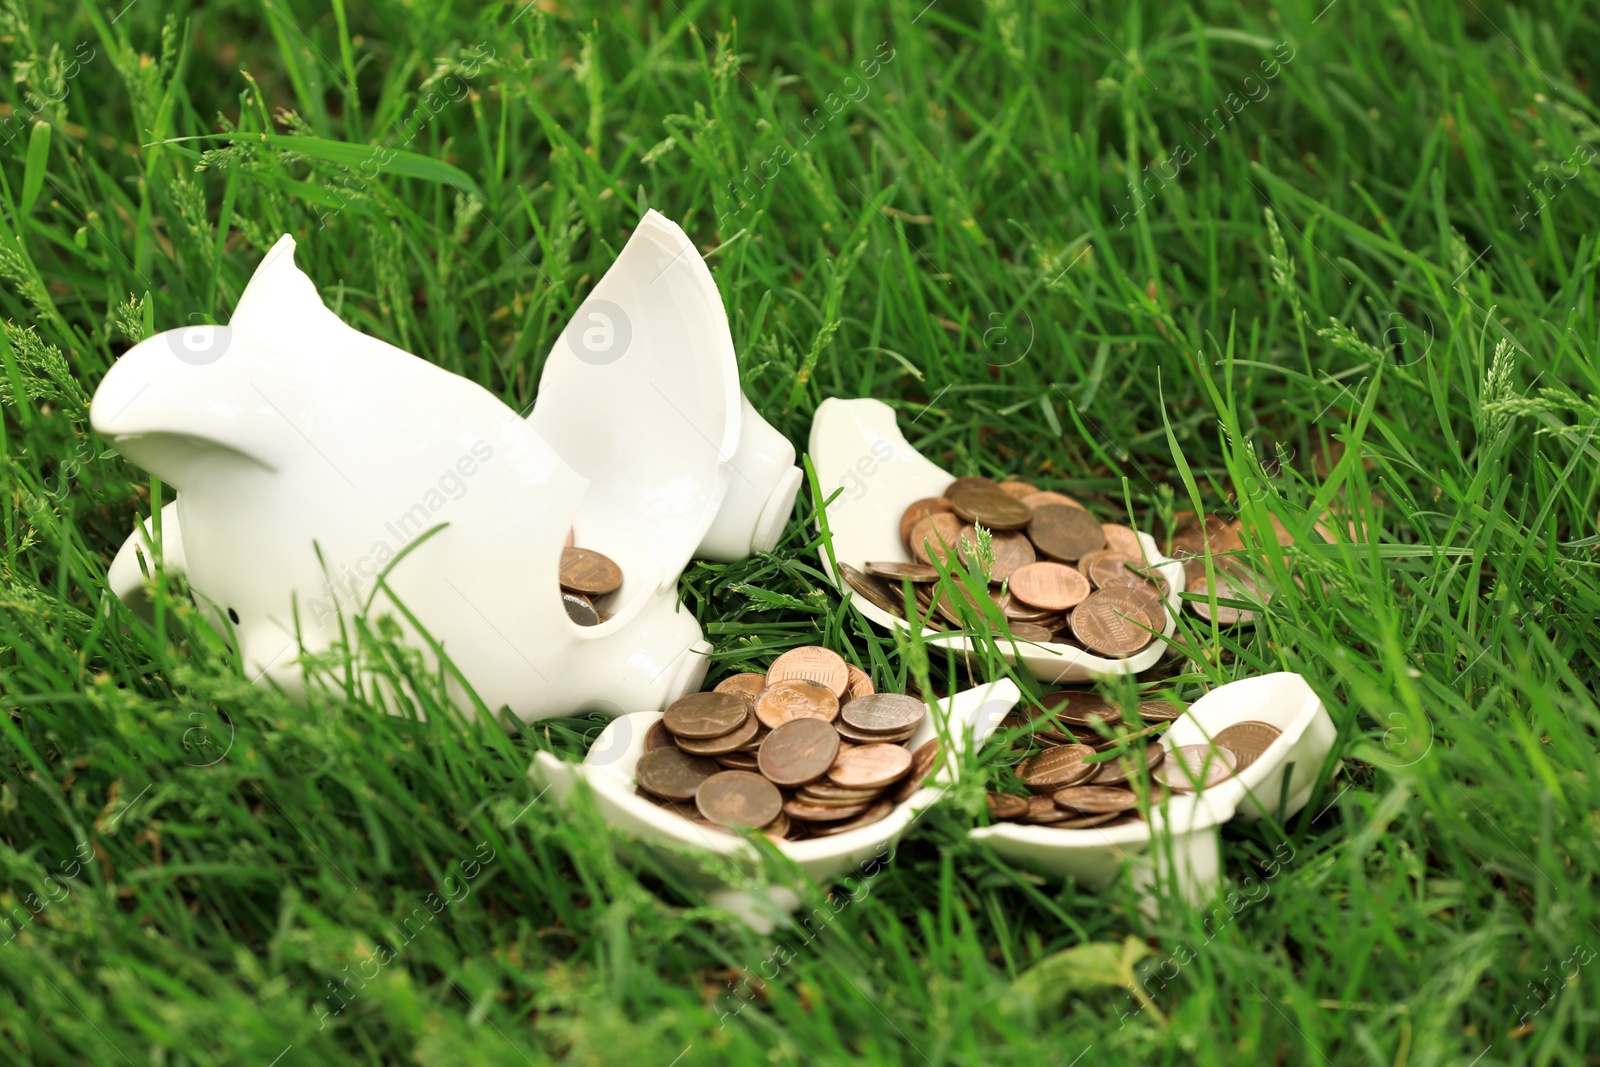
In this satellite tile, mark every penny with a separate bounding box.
[1101,523,1146,559]
[1021,490,1086,511]
[1005,621,1057,643]
[1010,561,1092,611]
[841,692,926,734]
[662,691,749,739]
[828,744,913,790]
[1029,505,1107,561]
[997,480,1040,499]
[755,679,840,728]
[635,747,722,802]
[900,497,956,543]
[715,751,761,771]
[865,560,941,582]
[1212,721,1282,772]
[1090,743,1166,786]
[766,645,850,698]
[799,780,882,803]
[943,476,999,498]
[1052,785,1142,814]
[1186,571,1259,624]
[993,590,1055,622]
[1018,794,1072,823]
[1040,690,1123,728]
[844,664,875,702]
[1070,593,1153,657]
[808,798,895,837]
[1056,811,1126,829]
[559,547,623,596]
[1086,552,1143,589]
[958,526,1036,583]
[836,720,917,744]
[675,712,761,755]
[891,739,942,803]
[987,792,1031,819]
[757,717,841,787]
[562,592,599,626]
[908,512,964,564]
[1021,743,1098,791]
[1153,744,1238,792]
[1136,700,1183,723]
[1168,512,1241,558]
[838,563,906,618]
[764,810,792,839]
[931,582,987,628]
[696,770,783,829]
[948,484,1034,531]
[644,719,675,751]
[1095,583,1168,633]
[713,672,768,710]
[785,798,873,822]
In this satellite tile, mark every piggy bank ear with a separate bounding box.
[229,233,347,350]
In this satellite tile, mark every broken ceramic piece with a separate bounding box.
[529,680,1019,932]
[807,396,1185,682]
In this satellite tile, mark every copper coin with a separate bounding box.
[932,582,987,628]
[1009,562,1091,611]
[1017,794,1071,823]
[1101,523,1146,559]
[715,751,761,771]
[1052,785,1142,814]
[835,720,916,744]
[1056,811,1126,829]
[1070,593,1153,657]
[992,590,1055,622]
[559,547,623,596]
[799,780,882,803]
[909,512,964,564]
[766,645,850,698]
[1153,745,1238,792]
[828,744,913,790]
[784,797,874,822]
[1005,622,1056,643]
[695,770,783,829]
[764,810,792,839]
[1021,743,1098,791]
[998,480,1040,499]
[900,497,955,543]
[958,526,1036,583]
[943,476,999,498]
[1186,571,1266,624]
[844,664,875,702]
[1168,512,1241,558]
[1021,490,1086,511]
[676,712,761,755]
[662,691,748,739]
[562,592,599,626]
[1096,579,1168,629]
[1086,552,1143,589]
[1029,505,1107,561]
[1040,690,1123,728]
[754,679,840,729]
[1136,700,1183,723]
[1090,743,1166,786]
[635,747,722,802]
[866,560,941,582]
[840,692,926,734]
[644,719,675,751]
[713,672,768,710]
[808,798,895,837]
[948,484,1034,531]
[987,792,1030,819]
[1212,721,1282,772]
[758,717,841,787]
[1075,549,1118,582]
[891,739,942,803]
[838,563,907,618]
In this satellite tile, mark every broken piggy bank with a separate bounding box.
[92,211,802,722]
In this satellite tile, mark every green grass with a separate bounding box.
[3,0,1600,1062]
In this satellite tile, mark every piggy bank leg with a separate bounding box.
[107,500,186,619]
[574,591,710,716]
[696,394,803,562]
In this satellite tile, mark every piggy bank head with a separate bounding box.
[94,234,711,720]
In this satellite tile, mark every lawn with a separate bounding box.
[3,0,1600,1063]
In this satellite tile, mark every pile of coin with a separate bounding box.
[630,646,943,843]
[559,537,622,627]
[984,689,1284,829]
[837,476,1170,658]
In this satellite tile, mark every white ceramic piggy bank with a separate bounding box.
[93,212,802,722]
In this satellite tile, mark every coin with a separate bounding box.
[900,497,956,543]
[866,560,941,582]
[799,780,882,803]
[1101,523,1146,559]
[758,717,841,787]
[1040,690,1122,728]
[766,645,850,698]
[1056,811,1126,829]
[997,480,1039,499]
[1052,785,1142,814]
[993,590,1056,622]
[841,692,926,734]
[1186,571,1258,624]
[1021,743,1098,791]
[675,712,761,755]
[838,563,906,618]
[635,747,723,802]
[808,798,894,837]
[828,744,913,790]
[696,770,783,829]
[785,796,874,821]
[1017,794,1072,823]
[644,719,675,751]
[987,792,1030,819]
[1136,699,1183,723]
[1086,552,1143,589]
[958,526,1036,583]
[1010,561,1092,611]
[948,484,1034,531]
[1029,505,1107,561]
[755,679,840,728]
[1070,593,1153,657]
[713,672,768,710]
[835,720,917,744]
[1095,583,1168,632]
[1006,622,1057,643]
[1020,490,1086,511]
[559,547,623,596]
[891,739,942,802]
[1090,743,1166,786]
[1212,720,1282,771]
[764,810,792,839]
[663,691,749,739]
[715,751,761,771]
[844,664,875,702]
[944,476,999,498]
[1153,744,1238,792]
[562,592,599,626]
[908,512,964,564]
